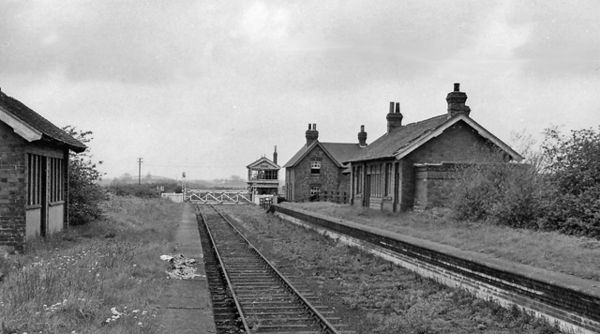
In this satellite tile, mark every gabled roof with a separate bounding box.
[247,156,280,170]
[283,141,363,168]
[0,90,86,152]
[347,113,523,163]
[347,114,448,162]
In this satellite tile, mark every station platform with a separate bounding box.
[159,203,216,334]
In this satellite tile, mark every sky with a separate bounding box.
[1,0,599,180]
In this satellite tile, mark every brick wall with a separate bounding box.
[271,204,600,334]
[404,121,508,210]
[408,121,507,163]
[414,163,462,209]
[0,122,27,251]
[289,145,345,202]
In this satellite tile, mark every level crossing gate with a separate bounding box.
[186,190,252,205]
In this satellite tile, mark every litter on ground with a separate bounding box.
[160,254,204,279]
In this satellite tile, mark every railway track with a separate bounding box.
[197,205,353,334]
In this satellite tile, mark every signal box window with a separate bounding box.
[310,160,321,175]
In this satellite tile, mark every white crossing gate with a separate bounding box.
[186,190,252,204]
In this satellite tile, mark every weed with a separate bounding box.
[0,196,179,333]
[226,205,563,334]
[286,202,600,281]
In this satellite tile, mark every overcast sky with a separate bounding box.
[1,0,599,180]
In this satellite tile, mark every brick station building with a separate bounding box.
[283,123,366,202]
[346,83,523,212]
[0,88,86,251]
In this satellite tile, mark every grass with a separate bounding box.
[224,205,561,334]
[283,202,600,281]
[0,195,182,334]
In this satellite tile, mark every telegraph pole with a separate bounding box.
[137,157,143,184]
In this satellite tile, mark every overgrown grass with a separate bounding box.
[0,196,181,334]
[284,202,600,281]
[225,205,561,334]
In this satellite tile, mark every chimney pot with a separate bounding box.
[358,124,367,147]
[305,122,319,146]
[446,83,470,117]
[386,101,403,132]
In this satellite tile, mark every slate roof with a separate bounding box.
[347,114,448,162]
[346,113,523,163]
[283,141,363,168]
[0,90,86,152]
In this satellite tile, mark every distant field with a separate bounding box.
[0,196,181,334]
[283,202,600,281]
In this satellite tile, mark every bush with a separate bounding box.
[452,163,545,228]
[452,126,600,238]
[105,183,181,198]
[540,127,600,237]
[63,126,105,225]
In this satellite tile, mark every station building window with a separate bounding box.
[368,164,383,197]
[49,157,64,202]
[27,154,43,206]
[27,155,65,206]
[310,160,321,175]
[310,185,320,196]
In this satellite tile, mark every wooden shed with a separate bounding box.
[0,88,86,251]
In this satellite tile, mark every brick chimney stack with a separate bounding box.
[305,123,318,146]
[386,101,403,133]
[273,145,278,165]
[358,125,367,147]
[446,83,471,118]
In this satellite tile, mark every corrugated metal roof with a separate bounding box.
[0,90,86,152]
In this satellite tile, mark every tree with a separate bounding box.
[540,126,600,236]
[63,126,105,225]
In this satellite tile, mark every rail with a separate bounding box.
[202,204,343,333]
[198,209,252,333]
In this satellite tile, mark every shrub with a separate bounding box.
[540,127,600,237]
[452,162,545,228]
[452,126,600,238]
[105,183,181,198]
[63,126,105,225]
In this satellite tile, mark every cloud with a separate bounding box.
[0,1,233,83]
[509,0,600,78]
[235,1,290,42]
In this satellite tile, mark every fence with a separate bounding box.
[186,190,252,204]
[311,191,348,204]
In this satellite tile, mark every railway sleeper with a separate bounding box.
[237,293,318,300]
[243,306,333,313]
[248,324,323,332]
